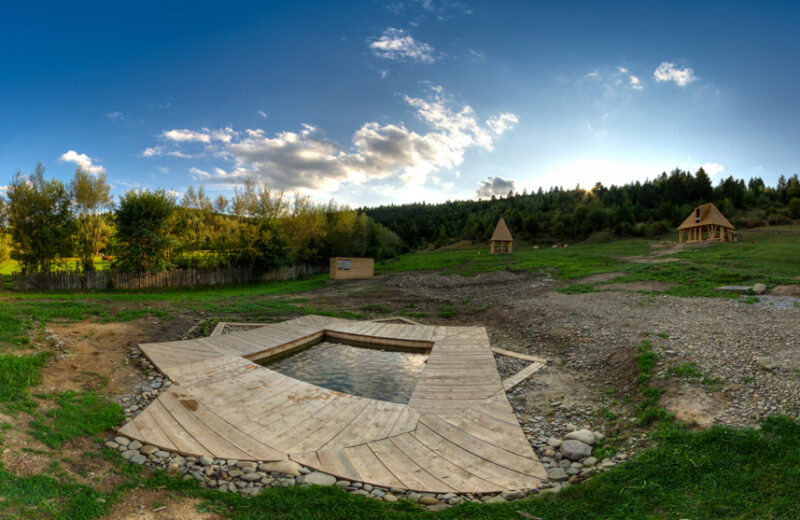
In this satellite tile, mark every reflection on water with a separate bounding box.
[260,341,428,404]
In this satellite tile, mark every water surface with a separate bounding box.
[260,341,428,403]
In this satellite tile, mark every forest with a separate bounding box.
[363,168,800,248]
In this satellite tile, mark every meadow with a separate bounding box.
[1,226,799,518]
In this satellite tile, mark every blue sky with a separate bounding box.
[1,0,799,206]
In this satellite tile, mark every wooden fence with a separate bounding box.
[8,264,326,291]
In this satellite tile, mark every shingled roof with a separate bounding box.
[490,217,514,241]
[677,203,735,230]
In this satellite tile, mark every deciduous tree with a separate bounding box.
[71,168,112,272]
[7,164,75,273]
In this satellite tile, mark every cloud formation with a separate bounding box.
[149,87,518,195]
[654,62,696,86]
[59,150,106,175]
[699,162,725,177]
[370,28,435,63]
[476,176,516,199]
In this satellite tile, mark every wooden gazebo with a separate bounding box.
[490,217,514,254]
[677,203,734,243]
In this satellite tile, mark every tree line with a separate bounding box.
[363,168,800,247]
[2,164,798,275]
[0,164,403,274]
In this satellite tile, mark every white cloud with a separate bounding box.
[158,166,170,173]
[486,113,519,135]
[699,162,725,177]
[654,62,696,86]
[258,110,268,119]
[160,86,518,195]
[369,27,435,63]
[189,167,211,179]
[162,129,212,143]
[105,111,123,120]
[142,146,162,157]
[0,185,8,194]
[59,150,106,175]
[476,176,516,199]
[585,67,643,92]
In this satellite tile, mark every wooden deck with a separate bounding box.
[118,316,546,493]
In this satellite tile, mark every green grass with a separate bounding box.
[29,391,125,448]
[634,340,672,427]
[635,340,658,385]
[0,469,113,519]
[378,239,649,279]
[0,352,50,412]
[667,361,704,379]
[105,308,173,322]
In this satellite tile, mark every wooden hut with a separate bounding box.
[330,257,374,280]
[677,203,734,243]
[490,217,514,254]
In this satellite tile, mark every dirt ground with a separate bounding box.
[108,488,223,520]
[3,262,799,518]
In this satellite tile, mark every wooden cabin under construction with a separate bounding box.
[490,217,514,254]
[677,203,735,243]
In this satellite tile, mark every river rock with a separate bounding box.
[565,429,596,445]
[756,356,779,371]
[304,471,337,486]
[560,440,592,461]
[259,460,303,476]
[546,467,569,481]
[752,283,767,295]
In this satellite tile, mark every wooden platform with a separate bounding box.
[118,316,546,493]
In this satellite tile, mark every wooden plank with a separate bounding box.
[367,438,455,492]
[502,362,546,391]
[491,347,547,364]
[340,444,405,489]
[389,407,420,436]
[317,449,362,481]
[159,391,253,459]
[417,416,546,481]
[190,401,285,460]
[283,397,373,453]
[117,419,143,442]
[439,409,534,458]
[390,431,499,493]
[323,400,405,449]
[146,399,207,455]
[290,451,321,470]
[131,409,178,451]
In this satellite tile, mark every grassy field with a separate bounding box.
[1,226,799,518]
[380,225,800,298]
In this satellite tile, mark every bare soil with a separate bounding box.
[107,488,223,520]
[600,281,678,292]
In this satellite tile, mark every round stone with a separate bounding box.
[560,440,593,461]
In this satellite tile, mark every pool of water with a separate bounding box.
[258,341,428,404]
